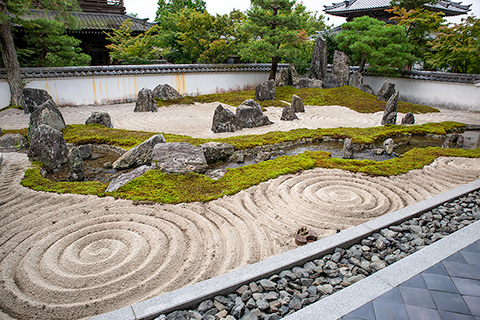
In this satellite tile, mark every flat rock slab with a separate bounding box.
[152,142,207,174]
[106,165,153,192]
[462,131,480,150]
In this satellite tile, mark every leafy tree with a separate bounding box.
[105,20,163,64]
[156,0,206,21]
[388,6,445,64]
[0,0,79,107]
[239,0,323,79]
[154,8,246,64]
[426,16,480,73]
[390,0,437,10]
[336,16,415,73]
[17,19,90,67]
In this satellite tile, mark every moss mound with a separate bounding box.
[156,86,438,114]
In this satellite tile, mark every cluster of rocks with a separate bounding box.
[155,190,480,320]
[212,94,307,134]
[105,136,237,191]
[135,84,182,112]
[376,80,415,127]
[17,88,117,181]
[211,99,273,133]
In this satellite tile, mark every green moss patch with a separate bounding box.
[155,86,438,114]
[62,122,463,151]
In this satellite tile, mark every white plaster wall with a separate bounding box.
[363,75,480,111]
[0,71,269,109]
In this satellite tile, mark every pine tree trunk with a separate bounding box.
[269,56,278,80]
[0,1,23,107]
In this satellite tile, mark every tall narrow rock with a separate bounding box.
[255,80,276,101]
[291,95,305,113]
[377,80,396,101]
[134,88,157,112]
[309,37,328,80]
[381,92,399,125]
[332,50,350,87]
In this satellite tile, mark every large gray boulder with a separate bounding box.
[383,138,395,155]
[332,50,350,87]
[294,78,323,89]
[28,124,68,172]
[276,65,300,87]
[280,106,298,121]
[381,91,399,126]
[113,134,166,170]
[255,80,275,101]
[291,95,305,113]
[152,84,182,100]
[322,74,341,89]
[342,138,354,159]
[309,36,328,80]
[67,147,84,181]
[401,112,415,125]
[211,104,242,133]
[28,100,66,139]
[152,142,208,174]
[236,99,273,128]
[85,111,113,128]
[200,142,235,163]
[442,133,464,149]
[134,88,158,112]
[377,80,396,101]
[106,165,153,192]
[0,134,28,149]
[22,88,54,114]
[349,72,375,95]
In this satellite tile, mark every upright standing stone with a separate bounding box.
[381,92,399,125]
[342,138,354,159]
[28,124,68,172]
[377,80,396,101]
[28,100,66,139]
[134,88,157,112]
[309,37,328,80]
[22,88,54,114]
[255,80,276,101]
[68,147,84,181]
[332,50,350,87]
[291,95,305,113]
[275,64,300,87]
[211,104,242,133]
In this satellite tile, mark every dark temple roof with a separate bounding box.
[24,10,156,33]
[324,0,472,17]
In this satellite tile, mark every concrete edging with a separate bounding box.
[90,179,480,320]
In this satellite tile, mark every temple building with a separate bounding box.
[25,0,156,65]
[324,0,472,22]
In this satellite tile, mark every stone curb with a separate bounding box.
[90,179,480,320]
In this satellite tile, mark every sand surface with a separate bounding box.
[1,103,480,319]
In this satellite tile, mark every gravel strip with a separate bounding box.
[155,189,480,320]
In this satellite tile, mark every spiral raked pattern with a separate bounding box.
[0,153,479,319]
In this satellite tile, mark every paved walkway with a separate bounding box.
[283,220,480,320]
[340,242,480,320]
